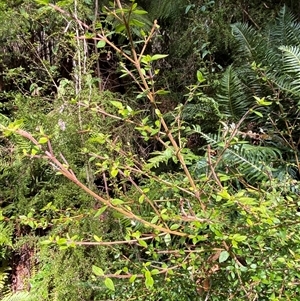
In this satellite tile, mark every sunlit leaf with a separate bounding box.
[97,40,106,48]
[144,270,154,289]
[219,250,230,263]
[38,137,48,144]
[133,9,148,15]
[94,206,107,217]
[92,265,104,276]
[151,54,168,61]
[138,240,147,248]
[104,277,115,291]
[111,198,124,205]
[129,274,137,283]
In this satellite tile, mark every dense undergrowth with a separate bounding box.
[0,1,300,300]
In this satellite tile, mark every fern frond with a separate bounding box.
[224,144,281,182]
[0,292,30,301]
[182,97,219,121]
[182,96,220,131]
[277,45,300,96]
[146,146,175,169]
[192,157,209,175]
[196,131,284,183]
[231,23,264,62]
[0,114,10,128]
[217,66,251,121]
[140,0,187,20]
[198,131,222,149]
[270,5,300,46]
[0,222,13,250]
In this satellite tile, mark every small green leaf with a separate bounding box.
[277,257,286,263]
[133,9,148,14]
[151,269,160,275]
[111,198,124,206]
[56,238,67,245]
[231,234,247,242]
[197,70,205,83]
[254,96,272,106]
[154,109,162,117]
[156,89,170,95]
[35,0,50,4]
[110,101,124,110]
[93,235,102,242]
[129,274,137,283]
[94,206,108,217]
[219,250,230,263]
[115,24,126,33]
[246,218,253,226]
[170,224,180,230]
[218,189,231,200]
[97,40,106,48]
[140,55,151,64]
[251,109,263,118]
[130,19,145,27]
[138,240,148,248]
[92,265,104,276]
[110,168,118,177]
[59,245,69,250]
[151,215,159,224]
[164,233,171,246]
[38,137,48,144]
[151,54,168,61]
[31,147,38,156]
[104,277,115,291]
[144,270,154,289]
[139,194,145,204]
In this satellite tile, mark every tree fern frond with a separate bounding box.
[280,45,300,73]
[237,66,265,97]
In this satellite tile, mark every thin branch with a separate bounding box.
[15,129,188,237]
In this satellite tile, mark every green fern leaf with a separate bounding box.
[231,23,264,62]
[217,66,251,121]
[270,5,300,46]
[278,45,300,96]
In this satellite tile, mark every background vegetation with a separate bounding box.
[0,0,300,300]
